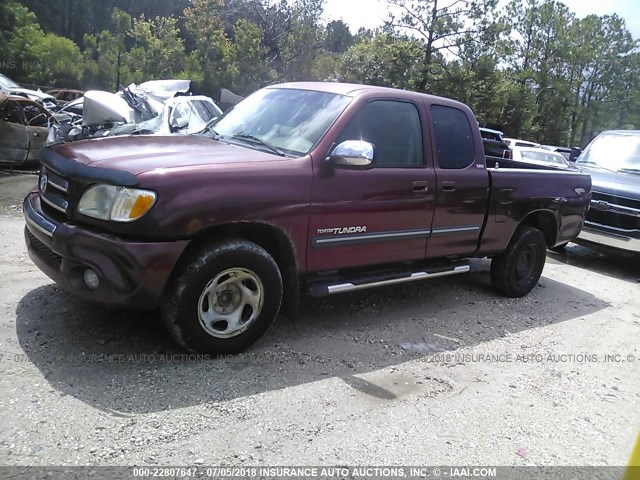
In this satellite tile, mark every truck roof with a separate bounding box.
[268,82,470,109]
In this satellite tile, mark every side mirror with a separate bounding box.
[569,146,582,162]
[328,140,374,170]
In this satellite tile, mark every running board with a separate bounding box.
[307,264,470,297]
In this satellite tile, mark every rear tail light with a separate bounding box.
[503,150,511,159]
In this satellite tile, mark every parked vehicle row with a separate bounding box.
[49,80,223,144]
[479,127,511,160]
[480,129,573,171]
[0,73,223,166]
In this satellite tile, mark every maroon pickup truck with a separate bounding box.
[24,82,592,354]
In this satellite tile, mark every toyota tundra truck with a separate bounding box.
[24,83,592,354]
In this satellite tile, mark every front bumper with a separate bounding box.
[24,192,190,309]
[576,221,640,254]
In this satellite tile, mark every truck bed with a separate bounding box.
[476,167,592,256]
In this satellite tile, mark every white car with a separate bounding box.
[108,95,223,136]
[511,146,573,170]
[503,137,541,148]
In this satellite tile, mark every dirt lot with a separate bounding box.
[0,172,638,467]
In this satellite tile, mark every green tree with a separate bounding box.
[183,0,235,96]
[80,8,131,90]
[324,20,354,54]
[385,0,498,92]
[30,33,83,87]
[498,0,574,140]
[126,15,186,83]
[0,1,82,88]
[312,52,342,82]
[571,14,637,145]
[278,0,325,81]
[1,2,43,83]
[230,19,273,94]
[340,34,423,90]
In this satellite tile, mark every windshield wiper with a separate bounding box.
[231,133,285,157]
[202,118,221,140]
[576,161,616,172]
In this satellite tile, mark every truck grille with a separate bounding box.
[39,167,71,222]
[587,191,640,231]
[26,230,63,267]
[592,192,640,211]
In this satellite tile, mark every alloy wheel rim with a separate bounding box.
[197,268,264,338]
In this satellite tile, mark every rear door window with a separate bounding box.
[430,105,474,169]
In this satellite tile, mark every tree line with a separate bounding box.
[1,0,638,147]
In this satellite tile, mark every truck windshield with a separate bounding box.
[577,132,640,172]
[208,88,352,156]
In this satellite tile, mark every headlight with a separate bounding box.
[77,185,157,222]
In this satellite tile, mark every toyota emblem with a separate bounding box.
[39,173,48,192]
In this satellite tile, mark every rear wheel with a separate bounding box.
[491,226,547,298]
[161,239,283,354]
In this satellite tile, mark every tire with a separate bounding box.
[550,242,568,253]
[161,239,283,354]
[490,226,547,298]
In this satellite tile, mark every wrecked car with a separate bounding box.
[0,93,56,165]
[108,95,222,136]
[0,73,57,110]
[50,80,222,143]
[46,89,85,106]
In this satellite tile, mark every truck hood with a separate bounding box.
[582,166,640,200]
[52,135,283,175]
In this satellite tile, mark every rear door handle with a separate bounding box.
[412,181,428,192]
[442,181,456,191]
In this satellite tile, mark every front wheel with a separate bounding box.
[490,226,547,298]
[161,239,283,354]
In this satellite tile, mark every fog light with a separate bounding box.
[83,269,100,290]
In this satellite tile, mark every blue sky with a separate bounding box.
[323,0,640,39]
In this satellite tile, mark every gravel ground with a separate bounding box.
[0,172,638,467]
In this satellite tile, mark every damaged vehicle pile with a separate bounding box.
[0,77,222,167]
[51,79,222,144]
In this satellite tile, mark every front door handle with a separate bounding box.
[442,181,456,191]
[412,181,428,192]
